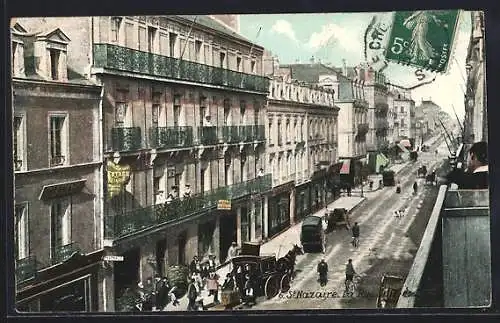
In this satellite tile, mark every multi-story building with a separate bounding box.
[11,22,104,311]
[420,99,441,134]
[387,86,398,144]
[18,15,271,311]
[358,64,389,152]
[318,70,368,185]
[393,90,416,145]
[464,11,487,144]
[266,76,337,236]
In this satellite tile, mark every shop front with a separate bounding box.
[267,182,294,238]
[16,250,103,312]
[295,182,311,221]
[310,169,326,213]
[218,204,237,263]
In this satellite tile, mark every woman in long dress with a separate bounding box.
[403,11,443,64]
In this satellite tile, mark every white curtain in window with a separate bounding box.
[16,206,28,259]
[62,203,71,245]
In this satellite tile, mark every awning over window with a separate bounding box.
[339,159,351,175]
[39,179,87,200]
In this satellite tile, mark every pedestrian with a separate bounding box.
[226,242,239,271]
[207,254,219,272]
[183,184,192,199]
[243,275,256,305]
[413,181,418,195]
[156,278,169,310]
[317,258,328,287]
[345,259,357,289]
[186,278,198,311]
[396,181,401,194]
[351,222,360,247]
[222,273,236,291]
[189,255,201,274]
[206,270,220,304]
[321,217,328,253]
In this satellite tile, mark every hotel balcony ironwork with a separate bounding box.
[221,125,263,143]
[375,102,389,116]
[51,242,81,265]
[111,127,143,152]
[104,174,272,239]
[16,255,37,283]
[93,43,270,93]
[198,126,218,145]
[149,126,193,149]
[353,100,369,109]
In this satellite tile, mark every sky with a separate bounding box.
[239,11,472,121]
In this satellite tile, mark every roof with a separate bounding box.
[302,215,322,226]
[178,15,254,46]
[280,63,357,84]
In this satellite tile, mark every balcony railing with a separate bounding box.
[357,123,369,136]
[111,127,142,152]
[93,43,270,93]
[198,126,218,145]
[105,174,272,239]
[221,125,261,143]
[149,126,193,149]
[16,255,37,283]
[51,242,80,265]
[221,126,241,143]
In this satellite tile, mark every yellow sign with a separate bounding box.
[107,161,131,199]
[217,200,231,210]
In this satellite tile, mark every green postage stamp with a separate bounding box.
[384,10,460,73]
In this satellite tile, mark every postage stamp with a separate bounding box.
[384,10,460,73]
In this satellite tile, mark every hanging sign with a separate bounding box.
[217,200,231,210]
[107,161,131,199]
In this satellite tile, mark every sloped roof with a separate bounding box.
[280,63,357,84]
[11,22,28,35]
[178,15,254,46]
[35,27,71,43]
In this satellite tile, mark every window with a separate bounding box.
[251,60,256,74]
[111,17,122,43]
[240,101,246,123]
[49,49,60,80]
[195,40,202,62]
[240,152,247,182]
[401,119,405,127]
[224,153,231,186]
[268,120,272,145]
[286,119,290,143]
[169,33,177,57]
[50,200,71,256]
[15,204,29,260]
[148,27,157,53]
[49,115,67,166]
[254,104,259,125]
[200,106,207,126]
[11,42,18,74]
[152,91,163,127]
[223,99,230,125]
[236,57,242,72]
[400,106,404,113]
[173,95,181,127]
[278,120,282,145]
[220,52,226,68]
[14,115,24,171]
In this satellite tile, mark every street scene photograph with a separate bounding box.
[10,9,489,312]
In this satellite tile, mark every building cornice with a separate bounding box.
[12,77,102,92]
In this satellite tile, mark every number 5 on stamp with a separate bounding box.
[384,10,460,73]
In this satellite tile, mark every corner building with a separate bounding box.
[19,15,271,310]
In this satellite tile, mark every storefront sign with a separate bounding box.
[217,200,231,210]
[103,255,124,262]
[107,161,131,199]
[39,179,87,200]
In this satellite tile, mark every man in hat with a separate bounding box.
[186,278,198,311]
[169,185,179,199]
[183,184,192,199]
[222,272,236,291]
[446,141,489,189]
[208,254,219,272]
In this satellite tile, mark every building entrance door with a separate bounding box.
[219,212,237,262]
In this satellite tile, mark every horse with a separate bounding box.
[276,244,304,279]
[425,171,436,185]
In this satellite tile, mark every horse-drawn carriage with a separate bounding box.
[222,242,302,307]
[326,208,351,232]
[425,171,436,185]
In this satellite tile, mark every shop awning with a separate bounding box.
[339,159,351,175]
[39,179,87,200]
[376,153,390,172]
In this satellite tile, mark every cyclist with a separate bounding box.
[317,258,328,287]
[345,259,356,290]
[351,222,360,248]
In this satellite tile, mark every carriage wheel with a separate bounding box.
[280,274,291,293]
[276,258,288,273]
[264,275,280,299]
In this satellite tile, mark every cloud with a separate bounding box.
[306,23,361,53]
[270,19,298,42]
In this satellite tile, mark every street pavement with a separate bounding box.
[165,135,444,311]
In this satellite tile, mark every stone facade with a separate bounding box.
[464,11,487,144]
[393,90,416,142]
[266,76,337,233]
[12,22,104,311]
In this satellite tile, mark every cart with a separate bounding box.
[327,208,351,231]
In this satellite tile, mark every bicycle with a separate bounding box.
[343,275,360,298]
[351,236,359,248]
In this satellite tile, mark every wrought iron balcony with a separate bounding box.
[221,126,241,143]
[16,255,37,283]
[149,126,193,149]
[51,242,80,265]
[50,155,65,167]
[104,187,229,239]
[354,100,368,109]
[93,43,270,93]
[253,125,266,141]
[111,127,142,152]
[238,125,254,142]
[198,126,218,145]
[225,174,272,200]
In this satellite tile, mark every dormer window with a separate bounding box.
[10,23,27,78]
[111,17,122,43]
[33,28,70,81]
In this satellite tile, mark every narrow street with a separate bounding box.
[250,140,448,310]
